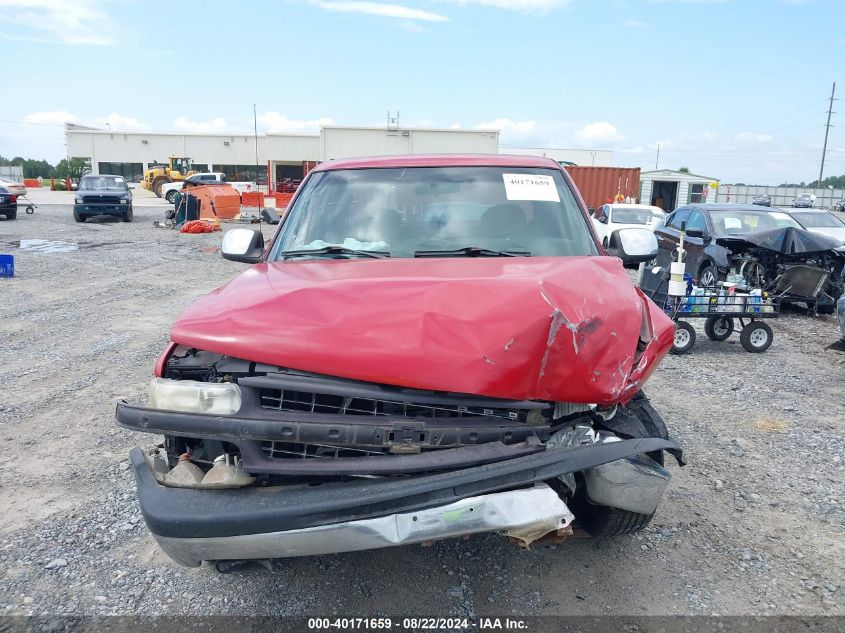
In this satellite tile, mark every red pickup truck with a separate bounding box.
[116,154,682,568]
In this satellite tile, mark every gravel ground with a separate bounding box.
[0,193,843,618]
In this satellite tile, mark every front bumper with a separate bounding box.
[74,202,130,216]
[129,428,681,565]
[147,478,574,567]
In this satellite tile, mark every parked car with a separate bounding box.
[0,177,26,196]
[590,203,665,247]
[654,203,801,285]
[792,193,814,208]
[161,172,257,204]
[116,154,685,568]
[786,209,845,243]
[833,197,845,213]
[0,184,19,219]
[751,193,772,207]
[73,174,133,223]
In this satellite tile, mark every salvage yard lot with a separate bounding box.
[0,199,843,617]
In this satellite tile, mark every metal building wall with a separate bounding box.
[321,127,499,161]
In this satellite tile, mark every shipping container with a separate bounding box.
[564,166,641,210]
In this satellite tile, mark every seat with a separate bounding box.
[480,204,528,238]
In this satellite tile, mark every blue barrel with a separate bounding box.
[0,254,14,278]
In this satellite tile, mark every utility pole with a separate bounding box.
[819,82,836,186]
[655,144,660,170]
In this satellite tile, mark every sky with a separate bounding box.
[0,0,842,185]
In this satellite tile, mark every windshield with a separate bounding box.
[709,209,801,235]
[796,212,844,228]
[612,207,663,225]
[270,166,598,259]
[79,176,126,191]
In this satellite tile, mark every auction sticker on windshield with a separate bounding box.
[502,173,560,202]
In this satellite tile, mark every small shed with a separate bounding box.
[639,169,719,212]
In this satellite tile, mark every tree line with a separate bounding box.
[0,155,89,181]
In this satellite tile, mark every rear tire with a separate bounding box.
[740,322,773,353]
[704,316,733,341]
[5,209,16,220]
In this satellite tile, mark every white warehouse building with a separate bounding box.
[66,123,613,193]
[65,124,499,192]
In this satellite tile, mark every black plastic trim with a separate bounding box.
[130,435,682,539]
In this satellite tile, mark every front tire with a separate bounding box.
[122,206,133,223]
[165,190,177,204]
[581,504,655,537]
[671,320,696,354]
[152,178,169,198]
[73,209,86,223]
[5,209,16,220]
[698,264,719,287]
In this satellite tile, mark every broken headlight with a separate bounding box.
[148,378,241,415]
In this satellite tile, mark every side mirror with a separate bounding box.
[222,229,265,264]
[685,228,708,240]
[597,215,608,224]
[606,228,658,264]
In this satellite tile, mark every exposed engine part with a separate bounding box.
[162,453,204,485]
[201,454,255,488]
[547,423,671,514]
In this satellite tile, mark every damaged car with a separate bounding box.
[116,155,684,568]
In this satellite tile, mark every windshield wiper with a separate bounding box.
[414,246,530,258]
[280,246,390,260]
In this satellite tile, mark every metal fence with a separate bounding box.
[715,184,844,209]
[0,165,23,182]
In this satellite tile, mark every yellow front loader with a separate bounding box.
[141,156,197,197]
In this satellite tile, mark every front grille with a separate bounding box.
[258,388,529,422]
[82,196,123,205]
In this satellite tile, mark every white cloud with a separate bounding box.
[99,113,149,130]
[442,0,570,11]
[172,117,227,132]
[576,121,623,143]
[622,19,649,28]
[255,112,336,133]
[0,0,117,45]
[311,1,448,21]
[24,110,78,125]
[734,132,774,143]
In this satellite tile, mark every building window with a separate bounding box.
[212,164,267,186]
[689,184,708,204]
[98,162,143,183]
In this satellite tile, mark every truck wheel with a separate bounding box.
[671,321,696,354]
[152,178,169,198]
[165,190,178,204]
[5,209,16,220]
[73,209,86,223]
[740,322,773,353]
[704,316,733,341]
[581,504,655,537]
[122,206,133,223]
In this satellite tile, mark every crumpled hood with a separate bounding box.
[171,257,674,405]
